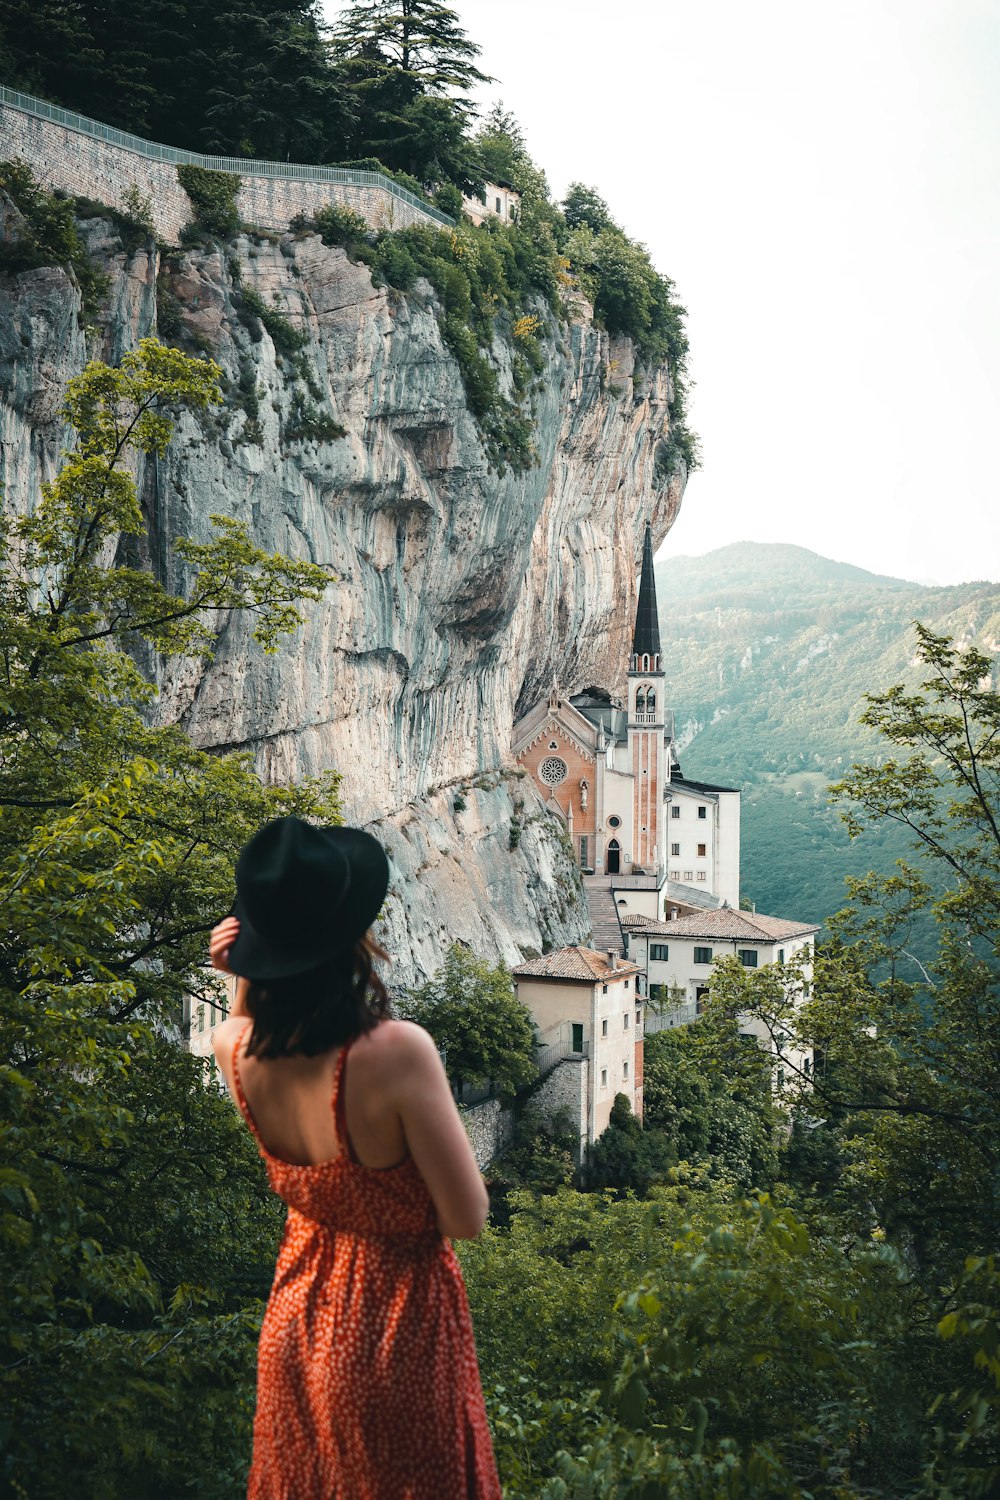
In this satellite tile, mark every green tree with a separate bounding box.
[586,1093,674,1195]
[402,945,537,1100]
[330,0,489,184]
[562,182,617,235]
[0,340,338,1496]
[719,626,1000,1276]
[0,0,343,160]
[643,1006,780,1189]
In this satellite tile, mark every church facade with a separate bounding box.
[512,526,740,917]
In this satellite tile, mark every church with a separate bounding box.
[512,526,741,921]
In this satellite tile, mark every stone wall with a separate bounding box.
[534,1057,589,1161]
[461,1097,515,1170]
[0,97,445,246]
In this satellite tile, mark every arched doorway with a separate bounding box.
[607,839,621,875]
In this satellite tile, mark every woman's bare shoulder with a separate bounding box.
[357,1019,439,1068]
[211,1014,245,1063]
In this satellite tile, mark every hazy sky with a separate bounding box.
[325,1,1000,586]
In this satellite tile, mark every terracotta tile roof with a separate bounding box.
[620,913,675,933]
[623,910,819,942]
[513,946,641,981]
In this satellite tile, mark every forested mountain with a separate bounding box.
[657,542,1000,946]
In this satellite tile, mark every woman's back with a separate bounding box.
[218,1017,409,1170]
[218,1020,501,1498]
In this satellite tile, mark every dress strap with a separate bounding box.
[231,1023,265,1150]
[331,1038,357,1163]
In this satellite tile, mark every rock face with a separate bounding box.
[0,220,686,986]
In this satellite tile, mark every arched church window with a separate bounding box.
[539,755,568,787]
[645,688,656,712]
[635,687,647,712]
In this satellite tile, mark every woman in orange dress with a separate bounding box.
[209,816,502,1500]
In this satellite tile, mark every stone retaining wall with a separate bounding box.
[461,1097,515,1170]
[533,1056,589,1163]
[0,97,447,246]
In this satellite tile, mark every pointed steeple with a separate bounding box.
[631,524,661,662]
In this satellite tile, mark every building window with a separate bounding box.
[738,949,758,967]
[697,843,707,857]
[602,1017,608,1037]
[650,943,669,961]
[635,1007,642,1025]
[601,1068,608,1088]
[579,835,589,868]
[697,872,707,881]
[625,978,630,988]
[698,805,707,819]
[602,983,608,995]
[495,196,502,213]
[669,869,680,880]
[778,948,785,964]
[694,946,713,964]
[624,1012,630,1030]
[623,1060,629,1080]
[671,842,680,857]
[571,1023,584,1053]
[670,805,681,819]
[649,982,666,1004]
[608,814,621,828]
[539,755,568,786]
[804,1055,812,1076]
[683,870,693,881]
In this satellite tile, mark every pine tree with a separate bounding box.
[330,0,490,183]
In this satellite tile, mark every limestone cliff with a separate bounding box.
[0,218,686,987]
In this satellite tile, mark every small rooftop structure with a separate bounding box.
[513,945,641,983]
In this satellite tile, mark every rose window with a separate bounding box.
[539,755,568,787]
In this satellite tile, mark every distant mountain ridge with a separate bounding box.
[656,543,1000,952]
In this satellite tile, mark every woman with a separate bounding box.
[209,815,501,1500]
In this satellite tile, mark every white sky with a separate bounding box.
[325,1,1000,586]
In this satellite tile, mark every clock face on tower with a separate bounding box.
[539,755,568,787]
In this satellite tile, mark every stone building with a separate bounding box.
[512,525,741,918]
[461,179,521,227]
[512,946,643,1156]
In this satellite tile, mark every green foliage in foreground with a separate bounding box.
[459,1185,997,1498]
[0,341,337,1496]
[402,945,538,1102]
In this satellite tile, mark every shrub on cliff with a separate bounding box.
[0,158,109,316]
[0,340,338,1496]
[178,163,241,242]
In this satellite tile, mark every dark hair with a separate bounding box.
[243,933,390,1060]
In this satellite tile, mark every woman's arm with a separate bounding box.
[384,1023,489,1239]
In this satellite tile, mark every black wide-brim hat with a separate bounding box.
[228,816,390,981]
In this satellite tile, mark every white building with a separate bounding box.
[512,946,643,1155]
[461,179,521,226]
[621,908,818,1087]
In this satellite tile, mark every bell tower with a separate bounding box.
[628,525,666,874]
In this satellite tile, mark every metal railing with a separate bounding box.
[536,1038,589,1073]
[0,84,455,227]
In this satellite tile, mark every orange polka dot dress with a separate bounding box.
[232,1028,502,1500]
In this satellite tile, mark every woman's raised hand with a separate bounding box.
[209,916,241,975]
